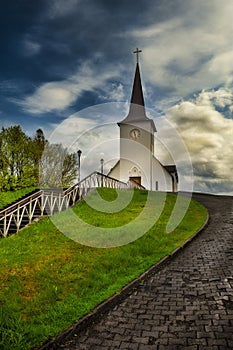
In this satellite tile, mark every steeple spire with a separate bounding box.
[118,49,156,132]
[130,61,145,108]
[121,48,147,122]
[130,48,145,109]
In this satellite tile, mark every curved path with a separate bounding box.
[47,194,233,350]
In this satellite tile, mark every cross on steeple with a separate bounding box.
[133,48,142,63]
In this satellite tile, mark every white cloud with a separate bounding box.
[109,83,124,101]
[15,61,117,114]
[164,89,233,193]
[130,1,233,96]
[99,83,125,102]
[208,51,233,84]
[17,82,77,114]
[196,88,233,109]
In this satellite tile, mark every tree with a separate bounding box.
[0,126,36,190]
[40,143,78,188]
[0,125,78,191]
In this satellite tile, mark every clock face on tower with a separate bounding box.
[130,128,140,140]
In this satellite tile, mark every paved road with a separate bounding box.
[53,194,233,350]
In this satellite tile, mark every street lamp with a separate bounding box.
[36,129,43,186]
[77,150,82,183]
[100,158,104,187]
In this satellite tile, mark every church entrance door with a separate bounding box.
[129,176,141,185]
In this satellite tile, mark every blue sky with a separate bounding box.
[0,0,233,193]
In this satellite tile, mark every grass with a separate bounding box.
[0,188,208,350]
[0,188,36,209]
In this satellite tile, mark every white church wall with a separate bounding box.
[151,157,173,192]
[109,156,174,192]
[119,138,152,188]
[109,158,149,188]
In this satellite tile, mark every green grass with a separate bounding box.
[0,189,208,350]
[0,187,36,209]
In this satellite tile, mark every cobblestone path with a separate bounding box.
[55,194,233,350]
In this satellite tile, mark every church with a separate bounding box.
[108,49,178,192]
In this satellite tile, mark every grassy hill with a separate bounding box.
[0,187,37,210]
[0,188,208,350]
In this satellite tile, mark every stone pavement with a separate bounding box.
[48,194,233,350]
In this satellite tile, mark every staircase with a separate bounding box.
[0,172,144,238]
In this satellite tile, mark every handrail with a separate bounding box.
[63,171,128,196]
[128,178,146,190]
[0,190,43,216]
[0,171,145,237]
[95,172,129,187]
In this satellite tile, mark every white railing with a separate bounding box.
[0,190,44,237]
[0,172,145,237]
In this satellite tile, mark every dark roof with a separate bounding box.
[164,165,177,173]
[130,63,145,107]
[118,62,156,131]
[164,165,179,182]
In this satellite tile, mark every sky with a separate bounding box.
[0,0,233,194]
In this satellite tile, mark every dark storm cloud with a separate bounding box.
[0,0,158,103]
[0,1,47,78]
[2,0,232,113]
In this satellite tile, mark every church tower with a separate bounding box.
[117,49,156,189]
[108,49,178,192]
[118,54,156,151]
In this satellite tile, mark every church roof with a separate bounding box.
[130,63,145,108]
[118,58,156,131]
[164,165,179,182]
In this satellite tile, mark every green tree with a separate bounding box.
[0,125,78,191]
[0,126,37,190]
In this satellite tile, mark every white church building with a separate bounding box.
[108,50,178,192]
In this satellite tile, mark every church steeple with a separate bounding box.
[118,49,156,131]
[131,48,144,108]
[108,49,177,193]
[129,62,146,111]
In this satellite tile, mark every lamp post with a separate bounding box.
[100,158,104,187]
[77,150,82,183]
[36,129,43,187]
